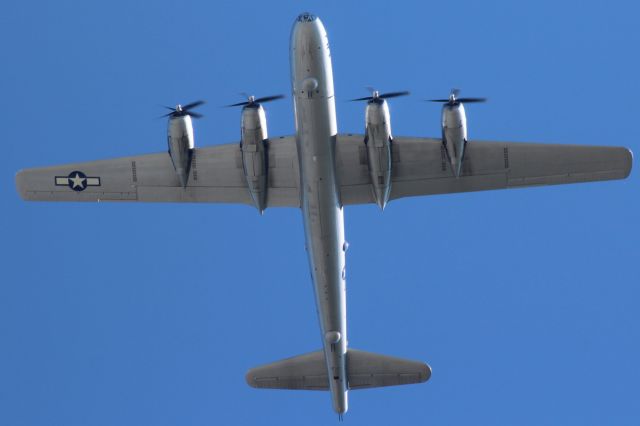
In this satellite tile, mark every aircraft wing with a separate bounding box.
[337,134,633,205]
[16,137,300,207]
[16,134,632,207]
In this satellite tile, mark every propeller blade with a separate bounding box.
[187,111,203,119]
[380,91,410,99]
[162,105,176,111]
[349,96,374,102]
[226,94,284,107]
[225,101,250,107]
[456,97,487,103]
[428,89,486,104]
[182,100,206,110]
[254,94,285,104]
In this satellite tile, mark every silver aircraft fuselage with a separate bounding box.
[290,14,348,414]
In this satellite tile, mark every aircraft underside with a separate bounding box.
[15,12,633,417]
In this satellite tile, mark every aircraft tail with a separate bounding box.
[245,349,431,391]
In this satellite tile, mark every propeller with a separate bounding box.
[428,89,486,105]
[161,100,205,119]
[350,88,410,102]
[226,94,285,108]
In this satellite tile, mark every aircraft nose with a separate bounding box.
[296,12,317,22]
[291,12,326,51]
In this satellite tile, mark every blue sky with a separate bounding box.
[2,0,639,424]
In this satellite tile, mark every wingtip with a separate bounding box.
[624,147,634,178]
[15,169,29,200]
[421,362,433,383]
[245,369,258,388]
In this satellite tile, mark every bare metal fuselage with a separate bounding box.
[291,14,348,413]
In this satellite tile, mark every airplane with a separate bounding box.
[15,12,633,417]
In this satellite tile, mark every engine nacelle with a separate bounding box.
[441,102,468,178]
[241,104,269,213]
[167,115,194,187]
[364,99,393,210]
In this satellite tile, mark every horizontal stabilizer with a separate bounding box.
[347,349,432,389]
[246,350,328,390]
[245,349,431,391]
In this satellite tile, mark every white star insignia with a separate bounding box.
[69,173,86,189]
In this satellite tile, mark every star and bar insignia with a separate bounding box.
[55,171,101,192]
